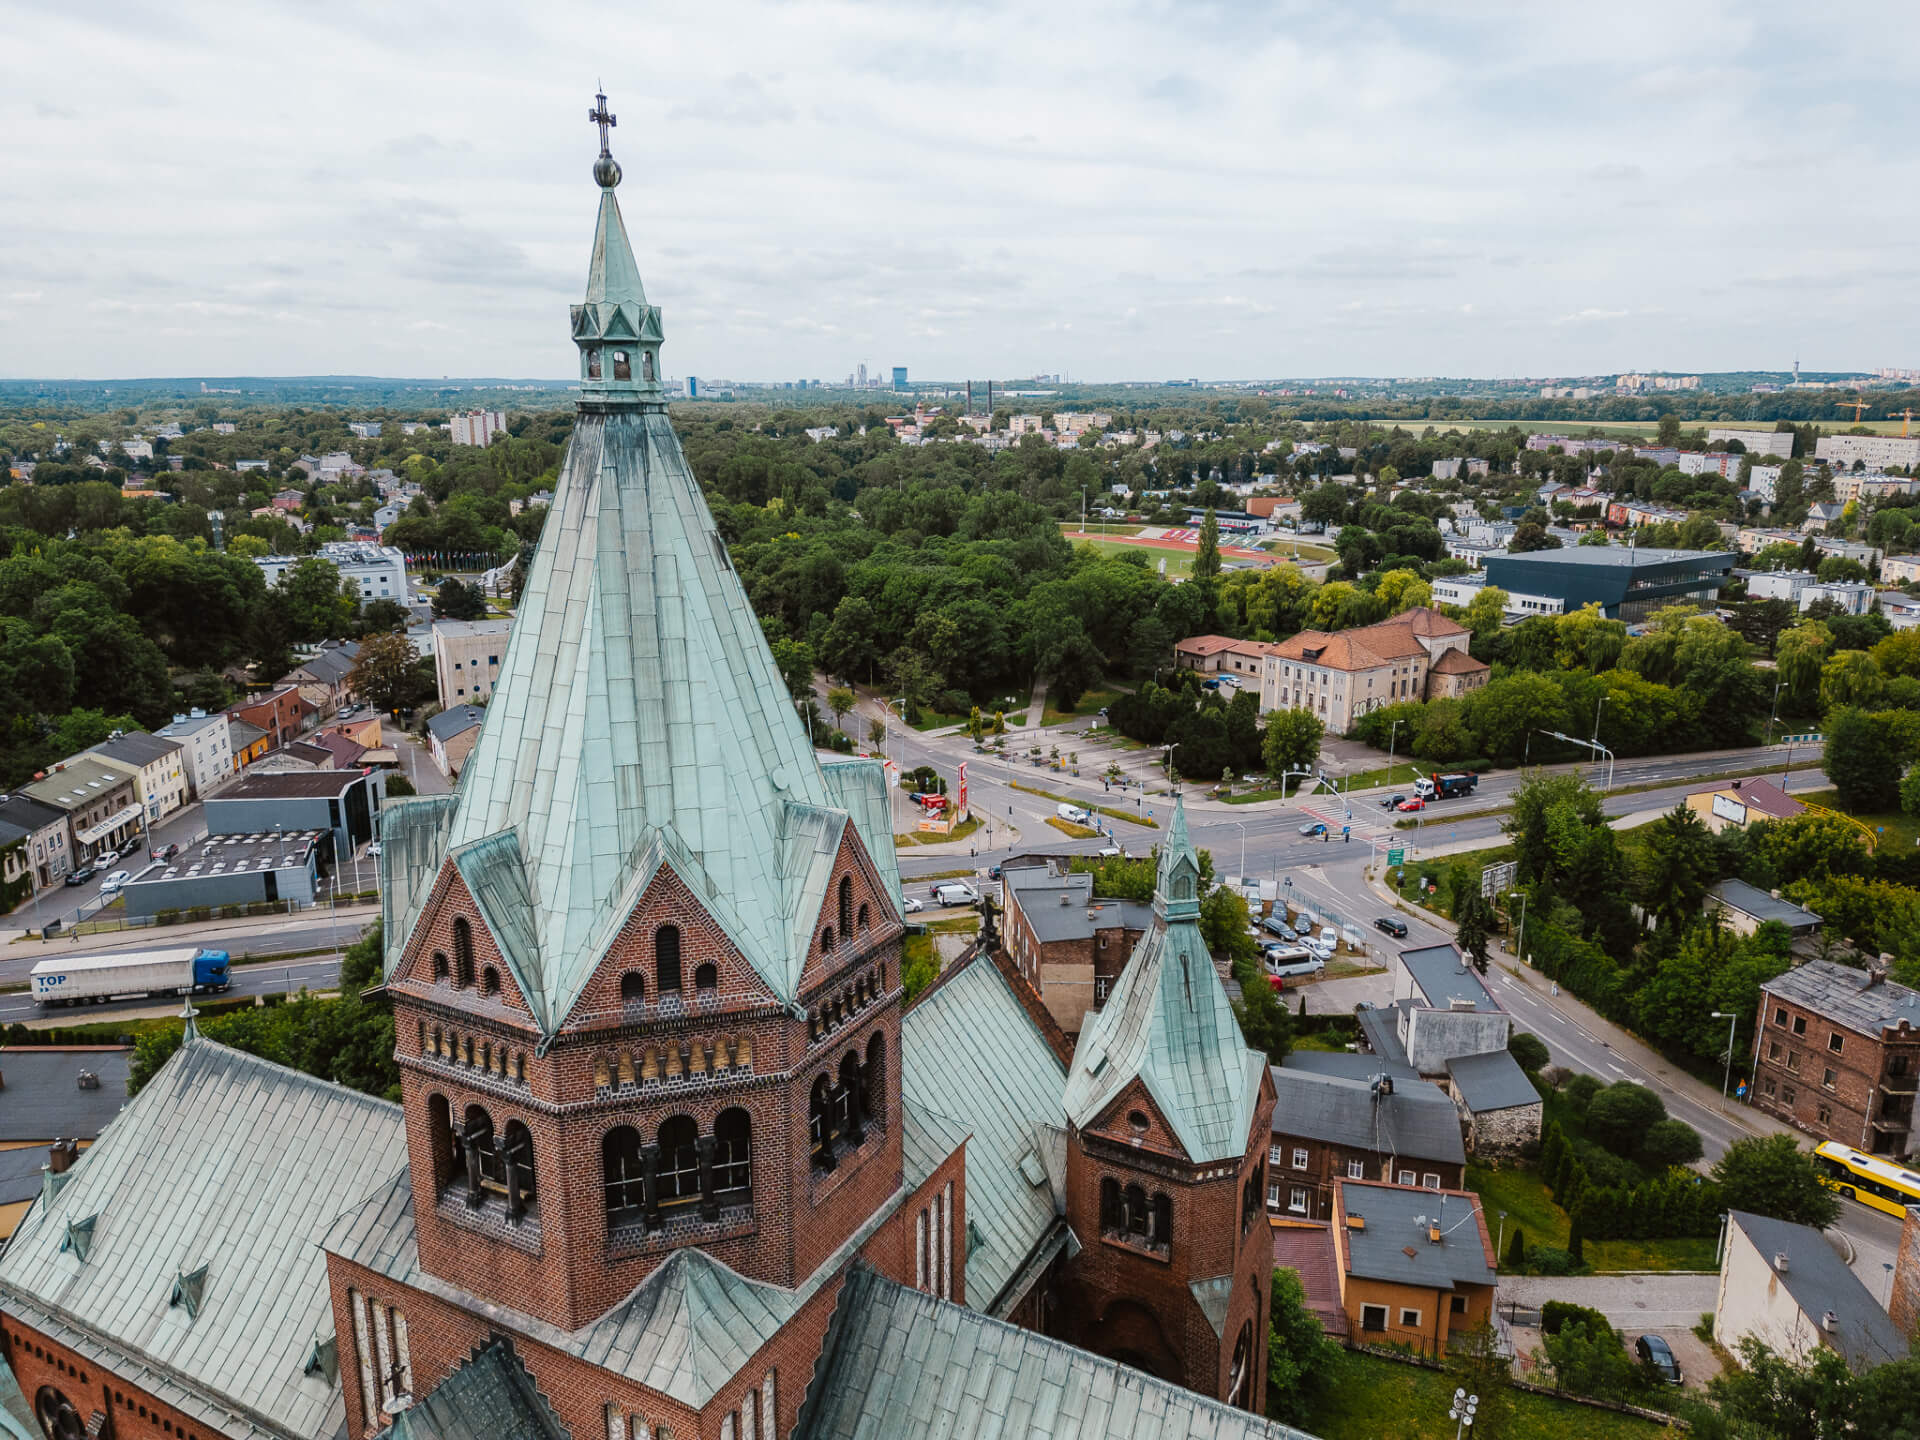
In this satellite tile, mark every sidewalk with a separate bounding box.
[6,900,380,954]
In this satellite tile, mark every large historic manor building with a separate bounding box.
[0,105,1298,1440]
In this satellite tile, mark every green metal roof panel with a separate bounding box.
[1063,799,1264,1165]
[795,1267,1322,1440]
[392,1335,567,1440]
[380,793,459,978]
[0,1354,34,1440]
[902,953,1070,1313]
[903,1099,972,1191]
[1187,1276,1234,1340]
[0,1041,409,1440]
[822,758,903,910]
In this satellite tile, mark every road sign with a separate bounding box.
[1387,847,1405,867]
[1481,860,1517,897]
[1779,733,1823,746]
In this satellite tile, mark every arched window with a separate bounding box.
[657,1116,700,1211]
[857,902,870,933]
[656,926,682,994]
[694,962,717,994]
[502,1119,537,1208]
[1100,1177,1121,1232]
[620,971,645,1005]
[838,875,853,938]
[715,1107,752,1200]
[603,1126,645,1226]
[1152,1192,1173,1246]
[35,1386,85,1440]
[586,347,602,380]
[821,926,835,955]
[1122,1184,1149,1238]
[808,1074,838,1171]
[1227,1322,1253,1409]
[642,350,656,382]
[460,1105,500,1198]
[612,350,632,381]
[838,1050,864,1145]
[481,966,500,996]
[452,917,474,988]
[865,1031,886,1124]
[431,951,448,982]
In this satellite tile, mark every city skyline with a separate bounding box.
[5,1,1920,382]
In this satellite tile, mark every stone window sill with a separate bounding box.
[807,1124,887,1205]
[434,1190,543,1254]
[1099,1229,1170,1263]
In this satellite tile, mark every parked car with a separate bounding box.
[1396,797,1425,812]
[902,896,925,913]
[1265,948,1324,979]
[1260,914,1295,940]
[152,842,179,862]
[64,866,96,887]
[1297,821,1328,837]
[121,835,143,854]
[98,871,132,895]
[1303,935,1335,962]
[1380,794,1405,810]
[95,849,119,867]
[1635,1335,1681,1386]
[1374,916,1409,939]
[1096,843,1122,858]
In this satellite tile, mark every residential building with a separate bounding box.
[1430,573,1564,618]
[205,768,383,861]
[1707,428,1794,458]
[1802,501,1847,533]
[1816,434,1920,470]
[228,685,312,751]
[1259,608,1488,732]
[1678,451,1743,478]
[449,408,507,447]
[1174,634,1274,682]
[373,499,404,531]
[999,861,1152,1036]
[1751,959,1918,1157]
[1715,1210,1907,1373]
[0,793,70,902]
[282,641,362,711]
[1430,457,1489,479]
[1749,465,1784,504]
[1804,580,1876,615]
[1265,1054,1465,1222]
[432,617,513,706]
[1882,593,1920,631]
[348,421,382,439]
[1685,777,1805,834]
[1747,569,1817,606]
[1481,546,1734,623]
[255,542,407,607]
[156,709,235,796]
[427,704,487,778]
[227,718,271,768]
[1330,1179,1496,1355]
[1443,1051,1543,1156]
[19,760,141,866]
[0,1046,132,1240]
[87,730,189,825]
[1712,878,1823,939]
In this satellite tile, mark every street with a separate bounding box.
[0,955,346,1025]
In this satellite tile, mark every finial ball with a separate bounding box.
[594,155,622,188]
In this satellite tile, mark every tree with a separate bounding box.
[825,685,854,731]
[431,577,488,621]
[1636,803,1720,931]
[1697,1339,1866,1440]
[1266,1268,1340,1427]
[1820,650,1886,710]
[359,598,410,634]
[1454,890,1494,973]
[1641,1118,1704,1169]
[867,717,885,749]
[1711,1134,1839,1228]
[348,632,421,718]
[1504,1226,1527,1270]
[1507,1032,1550,1073]
[1825,706,1913,812]
[771,635,819,704]
[1585,1083,1667,1157]
[1261,707,1324,779]
[1508,522,1561,552]
[276,556,357,641]
[1657,413,1682,447]
[1543,1319,1637,1401]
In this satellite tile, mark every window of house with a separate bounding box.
[1399,1309,1421,1329]
[1397,1169,1415,1186]
[1828,1033,1844,1055]
[1450,1295,1467,1316]
[1775,1007,1788,1027]
[1783,1086,1797,1105]
[1768,1042,1782,1062]
[1095,977,1111,1005]
[1823,1068,1838,1090]
[1817,1104,1832,1126]
[1423,1173,1441,1190]
[1787,1051,1800,1072]
[1269,1145,1285,1166]
[1793,1016,1807,1036]
[1361,1304,1388,1333]
[1347,1159,1365,1180]
[1266,1184,1281,1209]
[1292,1148,1309,1170]
[1763,1077,1775,1096]
[1288,1187,1309,1213]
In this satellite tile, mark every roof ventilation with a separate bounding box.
[60,1214,96,1263]
[1449,996,1477,1011]
[1773,1251,1790,1273]
[303,1334,339,1384]
[1822,1310,1839,1333]
[170,1263,209,1319]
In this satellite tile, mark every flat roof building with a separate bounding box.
[432,618,513,708]
[1482,546,1734,622]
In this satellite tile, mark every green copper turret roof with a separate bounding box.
[583,185,648,312]
[1062,797,1265,1164]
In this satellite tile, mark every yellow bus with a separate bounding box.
[1813,1141,1920,1218]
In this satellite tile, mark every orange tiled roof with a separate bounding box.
[1430,648,1490,675]
[1175,634,1241,656]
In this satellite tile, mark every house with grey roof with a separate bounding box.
[87,731,189,825]
[0,1046,131,1242]
[1266,1058,1465,1222]
[1711,878,1822,939]
[1386,944,1511,1074]
[1753,959,1919,1156]
[426,704,486,779]
[1000,861,1153,1036]
[0,792,72,898]
[1331,1179,1497,1356]
[1443,1050,1542,1155]
[1716,1209,1908,1374]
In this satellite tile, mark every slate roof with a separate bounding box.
[0,794,65,844]
[0,1039,409,1440]
[1444,1050,1540,1114]
[226,719,268,750]
[1711,878,1822,929]
[1278,1050,1417,1083]
[1064,799,1266,1166]
[0,1047,132,1141]
[427,705,487,743]
[1760,959,1920,1037]
[1727,1210,1908,1373]
[1333,1181,1494,1292]
[20,760,135,814]
[220,771,366,800]
[902,949,1071,1313]
[1355,1002,1413,1067]
[0,1146,52,1211]
[795,1266,1320,1440]
[90,731,184,767]
[1268,1063,1465,1167]
[390,1336,566,1440]
[1399,944,1500,1012]
[287,644,360,686]
[1004,868,1151,945]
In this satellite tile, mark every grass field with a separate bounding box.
[1299,1350,1668,1440]
[1047,816,1101,839]
[1468,1162,1719,1274]
[1075,536,1197,576]
[1043,689,1121,727]
[1792,787,1916,851]
[892,815,983,848]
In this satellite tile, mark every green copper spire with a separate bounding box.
[1153,793,1202,923]
[570,91,664,405]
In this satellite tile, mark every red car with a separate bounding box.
[1397,797,1425,812]
[1267,973,1286,992]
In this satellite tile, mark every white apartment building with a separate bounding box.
[87,731,190,825]
[1880,555,1920,585]
[432,618,513,708]
[155,710,236,796]
[1678,451,1742,478]
[1815,434,1920,470]
[1748,465,1783,504]
[1803,581,1876,616]
[255,542,407,607]
[1707,428,1794,458]
[450,409,508,447]
[1746,570,1816,606]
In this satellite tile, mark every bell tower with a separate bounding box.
[378,104,908,1334]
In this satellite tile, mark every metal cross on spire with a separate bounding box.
[589,91,617,157]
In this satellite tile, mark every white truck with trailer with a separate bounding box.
[30,947,233,1007]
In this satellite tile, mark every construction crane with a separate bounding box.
[1897,407,1917,438]
[1836,398,1871,423]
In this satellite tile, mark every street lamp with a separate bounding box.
[1386,717,1403,788]
[1496,1211,1508,1264]
[1449,1387,1477,1440]
[1511,889,1529,967]
[1710,1011,1740,1109]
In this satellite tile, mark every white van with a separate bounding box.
[1056,802,1091,825]
[1266,949,1325,979]
[931,882,980,907]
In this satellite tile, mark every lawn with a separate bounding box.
[1043,689,1122,727]
[1790,787,1914,851]
[1300,1350,1669,1440]
[1047,817,1100,839]
[1011,780,1160,829]
[1073,536,1194,576]
[892,815,983,848]
[1467,1162,1719,1274]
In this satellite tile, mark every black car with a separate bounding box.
[1373,916,1409,939]
[122,835,144,854]
[64,866,96,886]
[1635,1334,1682,1386]
[1380,793,1405,809]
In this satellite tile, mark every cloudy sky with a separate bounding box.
[4,0,1918,382]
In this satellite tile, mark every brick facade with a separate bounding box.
[0,1319,224,1440]
[1751,985,1920,1158]
[1264,1132,1462,1223]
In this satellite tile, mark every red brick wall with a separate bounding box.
[0,1317,221,1440]
[1750,997,1915,1151]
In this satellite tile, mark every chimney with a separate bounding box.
[1773,1251,1790,1274]
[1060,893,1071,906]
[1867,968,1887,990]
[1822,1310,1838,1333]
[48,1138,77,1175]
[76,1069,99,1090]
[1731,779,1742,789]
[1428,1222,1443,1244]
[1450,996,1477,1011]
[1771,889,1783,900]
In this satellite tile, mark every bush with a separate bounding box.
[936,688,972,717]
[1586,1082,1667,1155]
[1541,1300,1612,1338]
[1508,1031,1550,1073]
[1562,1073,1603,1114]
[155,908,179,926]
[1575,1144,1643,1191]
[1529,1246,1578,1276]
[1641,1118,1705,1169]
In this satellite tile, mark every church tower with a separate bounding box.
[374,95,909,1335]
[1057,798,1277,1412]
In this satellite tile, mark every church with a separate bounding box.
[0,100,1298,1440]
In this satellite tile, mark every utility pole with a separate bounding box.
[1710,1011,1739,1109]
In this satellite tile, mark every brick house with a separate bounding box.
[1331,1179,1496,1355]
[229,685,314,751]
[1000,861,1150,1037]
[1265,1054,1465,1222]
[0,141,1300,1440]
[1751,961,1920,1159]
[1259,608,1488,732]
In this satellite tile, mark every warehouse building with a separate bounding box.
[1481,546,1734,622]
